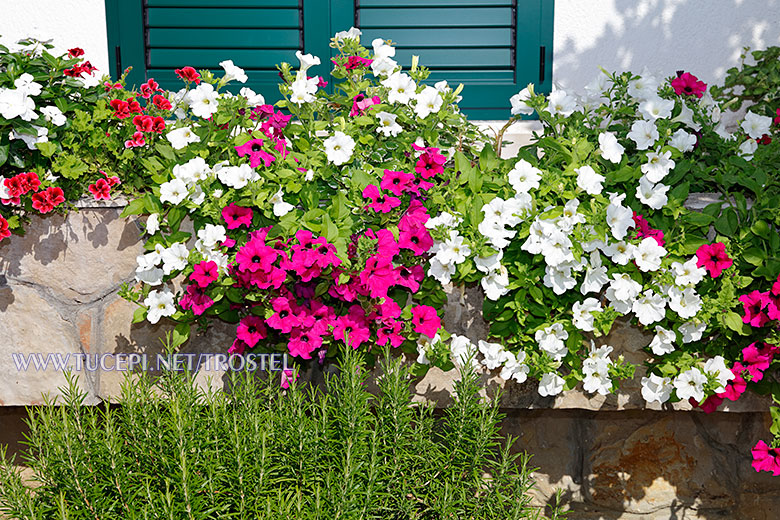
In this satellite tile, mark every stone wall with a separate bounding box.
[0,202,777,519]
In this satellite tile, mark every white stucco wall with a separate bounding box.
[553,0,780,89]
[0,0,109,74]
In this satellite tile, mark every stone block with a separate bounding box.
[0,284,98,405]
[0,209,143,303]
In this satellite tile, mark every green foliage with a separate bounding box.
[713,46,780,116]
[0,347,557,519]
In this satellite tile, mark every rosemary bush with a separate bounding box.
[0,347,560,519]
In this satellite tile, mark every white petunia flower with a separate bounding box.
[450,335,478,367]
[414,86,443,119]
[135,266,164,286]
[371,56,397,77]
[0,87,36,121]
[376,111,402,137]
[159,178,189,205]
[674,368,707,402]
[703,356,735,393]
[638,97,675,120]
[323,131,356,165]
[649,326,676,355]
[196,224,227,249]
[372,38,396,59]
[606,192,634,240]
[679,320,706,343]
[669,129,697,153]
[545,90,578,117]
[161,242,189,275]
[416,333,440,365]
[426,211,462,230]
[572,297,602,331]
[741,111,772,139]
[583,360,612,395]
[437,231,471,265]
[479,340,512,370]
[641,373,673,403]
[187,83,219,118]
[738,138,758,159]
[145,213,160,235]
[481,264,509,300]
[270,188,294,217]
[603,241,637,265]
[580,252,609,294]
[166,126,200,149]
[668,286,702,319]
[535,323,569,361]
[627,120,659,150]
[289,75,319,104]
[636,175,670,210]
[606,273,642,314]
[632,289,667,325]
[598,132,625,163]
[510,86,534,116]
[334,27,361,43]
[11,125,48,150]
[633,236,667,272]
[240,87,265,106]
[575,165,605,195]
[474,252,503,273]
[428,257,456,284]
[219,60,248,83]
[295,51,321,74]
[538,372,565,397]
[216,163,256,189]
[383,72,416,105]
[641,150,675,183]
[144,289,176,324]
[500,351,530,383]
[628,72,659,100]
[508,159,542,194]
[544,264,577,295]
[40,105,66,126]
[671,257,706,286]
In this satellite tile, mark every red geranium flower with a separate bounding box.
[0,215,10,241]
[68,47,85,57]
[88,178,112,200]
[175,66,201,84]
[110,99,130,119]
[31,187,65,214]
[152,94,172,110]
[671,72,707,98]
[139,79,160,99]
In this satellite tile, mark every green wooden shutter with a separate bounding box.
[105,0,553,118]
[354,0,554,120]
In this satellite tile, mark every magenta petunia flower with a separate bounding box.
[362,184,401,213]
[265,296,301,333]
[380,169,414,196]
[236,315,267,348]
[236,239,278,273]
[395,264,424,293]
[739,290,771,328]
[412,144,447,178]
[179,284,215,316]
[720,362,748,401]
[377,319,405,348]
[228,338,248,355]
[222,203,253,229]
[398,226,433,256]
[399,200,431,230]
[280,369,299,389]
[332,305,370,349]
[695,242,732,278]
[752,440,780,476]
[350,93,381,117]
[287,327,323,359]
[742,342,779,382]
[671,72,707,98]
[190,260,219,288]
[235,138,275,168]
[767,276,780,321]
[694,395,723,414]
[411,305,441,339]
[358,256,398,299]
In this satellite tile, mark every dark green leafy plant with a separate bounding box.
[0,343,562,519]
[712,46,780,116]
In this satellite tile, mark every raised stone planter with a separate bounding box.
[0,197,776,519]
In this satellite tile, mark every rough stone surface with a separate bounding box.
[1,205,778,519]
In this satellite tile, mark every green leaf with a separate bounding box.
[35,141,56,157]
[714,208,738,236]
[0,144,7,166]
[120,198,146,217]
[154,142,176,162]
[172,322,191,348]
[53,154,89,180]
[132,306,147,324]
[143,193,163,214]
[723,311,749,335]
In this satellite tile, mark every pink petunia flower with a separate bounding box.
[265,296,301,333]
[671,72,707,98]
[228,338,248,355]
[280,369,299,389]
[332,305,370,349]
[695,242,732,278]
[358,256,398,299]
[350,94,381,117]
[235,239,279,273]
[380,169,414,196]
[742,342,779,382]
[377,319,405,348]
[411,305,441,339]
[752,440,780,476]
[767,276,780,321]
[236,315,267,348]
[288,327,323,359]
[720,362,748,401]
[362,184,401,213]
[398,226,433,256]
[222,203,253,229]
[739,290,771,327]
[190,260,219,288]
[235,138,275,168]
